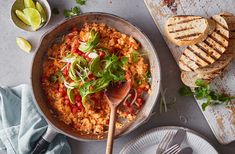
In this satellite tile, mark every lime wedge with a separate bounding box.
[36,2,47,23]
[23,8,41,31]
[16,37,32,53]
[24,0,36,8]
[15,10,31,25]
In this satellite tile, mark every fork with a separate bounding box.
[162,144,181,154]
[156,131,174,154]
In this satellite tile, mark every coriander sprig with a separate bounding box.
[76,0,86,5]
[179,79,235,111]
[64,6,80,18]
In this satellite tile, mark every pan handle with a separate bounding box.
[31,126,58,154]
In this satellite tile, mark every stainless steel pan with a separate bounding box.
[31,12,161,153]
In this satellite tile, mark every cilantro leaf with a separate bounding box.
[50,75,58,83]
[64,6,80,18]
[194,86,210,99]
[180,79,235,111]
[195,79,208,87]
[49,71,64,83]
[202,96,212,111]
[137,79,142,85]
[131,50,139,63]
[179,85,193,96]
[79,54,126,107]
[121,56,128,65]
[90,56,102,77]
[76,0,86,5]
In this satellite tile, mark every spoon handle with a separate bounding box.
[106,106,117,154]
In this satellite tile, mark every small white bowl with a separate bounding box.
[11,0,51,32]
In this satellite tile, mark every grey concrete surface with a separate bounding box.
[0,0,234,154]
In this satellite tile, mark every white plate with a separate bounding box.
[120,126,218,154]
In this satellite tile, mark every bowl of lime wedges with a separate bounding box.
[11,0,51,32]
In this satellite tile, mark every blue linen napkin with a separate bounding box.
[0,84,71,154]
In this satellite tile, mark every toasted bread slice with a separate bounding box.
[218,12,235,39]
[195,43,235,74]
[181,71,211,87]
[195,13,235,74]
[165,15,216,46]
[179,14,231,71]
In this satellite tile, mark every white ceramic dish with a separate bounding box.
[120,126,218,154]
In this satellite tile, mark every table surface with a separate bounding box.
[0,0,234,154]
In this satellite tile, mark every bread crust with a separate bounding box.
[165,15,216,46]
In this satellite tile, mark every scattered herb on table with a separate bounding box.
[76,0,87,5]
[52,8,60,15]
[179,85,193,96]
[179,79,235,111]
[64,6,80,18]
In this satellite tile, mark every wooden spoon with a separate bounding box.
[105,80,131,154]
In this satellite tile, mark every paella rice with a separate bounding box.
[42,23,151,135]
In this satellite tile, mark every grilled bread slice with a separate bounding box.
[181,71,211,87]
[179,14,231,71]
[181,70,223,87]
[218,12,235,39]
[195,42,235,74]
[165,15,216,46]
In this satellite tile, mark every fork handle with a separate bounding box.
[106,106,117,154]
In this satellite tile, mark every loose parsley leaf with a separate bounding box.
[76,0,86,5]
[194,86,210,99]
[195,79,208,87]
[179,85,193,96]
[180,79,235,111]
[64,6,80,18]
[52,8,59,15]
[201,96,212,111]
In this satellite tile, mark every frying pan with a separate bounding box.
[31,12,161,153]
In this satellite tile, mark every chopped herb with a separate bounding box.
[50,75,58,83]
[195,79,207,87]
[90,56,102,77]
[49,71,64,83]
[121,56,128,65]
[52,8,59,15]
[137,79,142,85]
[77,54,125,108]
[194,86,210,99]
[180,79,235,111]
[131,50,139,63]
[64,6,80,18]
[76,0,86,5]
[146,71,151,78]
[179,85,193,96]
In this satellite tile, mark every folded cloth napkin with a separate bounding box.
[0,84,71,154]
